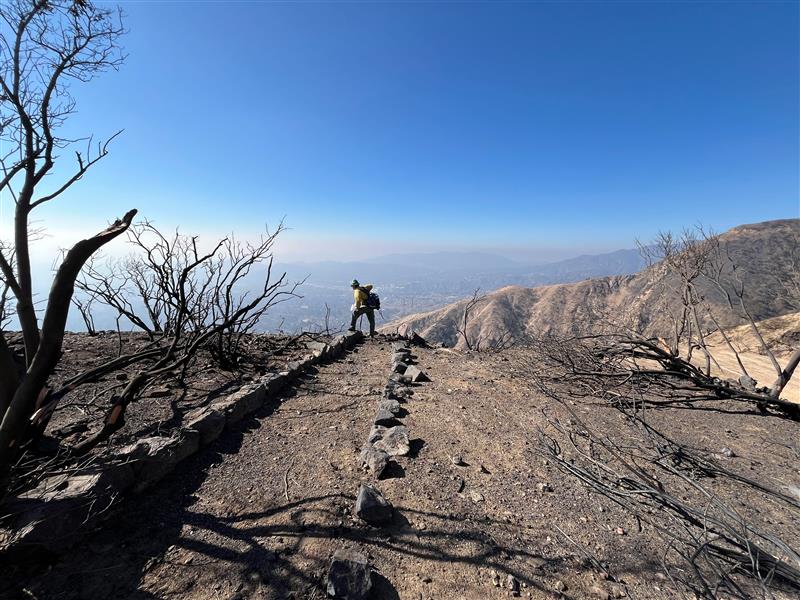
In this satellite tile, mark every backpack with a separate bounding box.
[360,287,381,310]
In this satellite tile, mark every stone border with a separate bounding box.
[1,331,364,558]
[356,335,429,487]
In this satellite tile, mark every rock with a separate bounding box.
[391,343,411,354]
[614,527,625,535]
[355,483,393,525]
[450,454,465,466]
[370,425,410,456]
[490,570,501,587]
[359,446,390,478]
[506,575,521,596]
[408,332,428,347]
[553,580,567,592]
[327,549,372,599]
[211,383,266,425]
[378,399,401,416]
[385,384,412,401]
[470,490,484,503]
[719,447,736,458]
[184,407,226,446]
[286,360,305,377]
[343,330,364,347]
[373,408,397,427]
[404,365,429,382]
[392,351,411,364]
[4,462,135,554]
[114,372,128,381]
[120,432,200,492]
[739,374,757,390]
[391,362,407,374]
[262,372,287,394]
[389,373,412,385]
[306,341,329,355]
[537,482,552,493]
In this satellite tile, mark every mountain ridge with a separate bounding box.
[386,219,800,349]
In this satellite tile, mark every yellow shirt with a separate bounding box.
[354,284,373,308]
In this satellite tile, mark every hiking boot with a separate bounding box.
[347,327,356,332]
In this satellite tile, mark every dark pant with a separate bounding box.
[351,307,375,334]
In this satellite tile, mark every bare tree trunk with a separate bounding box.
[0,210,136,472]
[771,348,800,399]
[0,332,18,418]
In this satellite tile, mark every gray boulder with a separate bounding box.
[408,332,428,347]
[359,446,390,478]
[370,425,410,456]
[184,407,225,446]
[389,373,412,385]
[4,463,135,554]
[378,399,401,415]
[404,365,429,382]
[373,408,397,427]
[327,548,372,599]
[120,432,200,492]
[355,483,393,525]
[391,362,407,374]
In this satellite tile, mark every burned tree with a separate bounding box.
[0,0,131,476]
[633,226,800,408]
[64,222,298,454]
[457,288,485,351]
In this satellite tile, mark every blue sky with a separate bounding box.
[3,0,798,262]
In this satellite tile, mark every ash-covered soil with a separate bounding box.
[3,339,798,599]
[32,332,315,451]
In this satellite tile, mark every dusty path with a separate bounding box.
[5,339,799,600]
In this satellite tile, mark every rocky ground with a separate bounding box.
[2,336,799,599]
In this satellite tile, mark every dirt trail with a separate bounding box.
[5,338,799,600]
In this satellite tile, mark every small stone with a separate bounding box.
[470,490,484,503]
[490,570,501,587]
[450,454,465,466]
[615,527,625,535]
[589,585,610,600]
[507,575,521,596]
[537,482,552,493]
[355,484,393,525]
[553,580,567,592]
[114,372,128,381]
[719,447,736,458]
[327,549,372,599]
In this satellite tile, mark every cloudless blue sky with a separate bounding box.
[4,0,798,262]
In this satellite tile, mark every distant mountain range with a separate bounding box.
[255,246,648,332]
[387,219,800,349]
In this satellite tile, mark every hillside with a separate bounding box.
[5,336,799,599]
[387,219,800,350]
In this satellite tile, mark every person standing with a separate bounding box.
[348,279,376,336]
